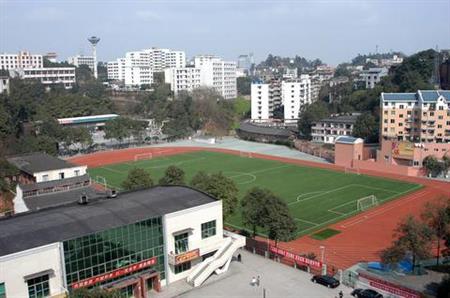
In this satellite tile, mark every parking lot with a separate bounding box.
[156,250,353,298]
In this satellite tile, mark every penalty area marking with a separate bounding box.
[225,171,257,185]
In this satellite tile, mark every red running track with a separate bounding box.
[69,146,449,270]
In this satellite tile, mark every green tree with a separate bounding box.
[159,165,186,185]
[241,187,272,237]
[237,77,252,95]
[264,194,297,246]
[381,216,432,272]
[421,197,450,265]
[190,171,210,190]
[422,155,443,177]
[193,172,238,219]
[442,155,450,177]
[352,113,379,143]
[121,168,154,190]
[297,101,329,139]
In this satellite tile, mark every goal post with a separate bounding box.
[357,195,378,211]
[91,175,108,190]
[134,152,153,161]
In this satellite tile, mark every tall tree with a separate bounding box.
[237,77,252,95]
[352,113,379,143]
[241,187,272,237]
[264,194,297,246]
[422,155,443,177]
[190,171,210,190]
[421,198,450,265]
[159,165,186,185]
[297,101,329,139]
[381,216,432,272]
[121,168,153,190]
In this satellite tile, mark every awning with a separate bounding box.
[172,228,194,235]
[23,269,54,281]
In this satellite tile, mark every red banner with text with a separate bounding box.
[269,246,323,269]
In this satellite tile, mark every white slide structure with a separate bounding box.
[187,232,245,287]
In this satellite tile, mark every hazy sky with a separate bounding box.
[1,0,449,66]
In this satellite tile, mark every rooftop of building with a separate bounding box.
[57,114,119,125]
[0,186,217,257]
[6,152,79,175]
[335,136,363,144]
[381,90,450,102]
[314,113,361,125]
[238,122,294,137]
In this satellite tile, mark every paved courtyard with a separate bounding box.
[155,250,352,298]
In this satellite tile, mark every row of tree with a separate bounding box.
[422,155,450,177]
[120,166,298,243]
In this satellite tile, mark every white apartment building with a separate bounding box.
[0,51,43,70]
[193,55,237,99]
[251,82,271,122]
[0,76,9,94]
[311,113,360,144]
[362,67,388,89]
[282,76,312,124]
[164,67,201,94]
[107,48,185,86]
[9,67,76,89]
[68,55,95,71]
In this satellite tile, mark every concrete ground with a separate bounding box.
[149,136,328,164]
[154,250,353,298]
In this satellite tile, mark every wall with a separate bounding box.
[353,159,421,177]
[334,143,363,168]
[0,243,66,298]
[162,200,224,285]
[34,166,87,183]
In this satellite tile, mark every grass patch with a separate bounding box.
[88,150,421,237]
[310,228,341,240]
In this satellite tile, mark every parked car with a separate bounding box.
[311,275,340,288]
[351,288,383,298]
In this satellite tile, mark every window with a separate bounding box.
[174,232,189,254]
[174,261,191,274]
[42,175,49,182]
[74,170,80,176]
[0,282,5,298]
[201,220,216,239]
[59,172,65,179]
[27,275,50,298]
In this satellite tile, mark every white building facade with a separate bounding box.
[362,67,388,89]
[164,67,201,95]
[107,48,185,86]
[9,67,76,89]
[0,76,9,94]
[0,51,43,70]
[251,82,271,122]
[281,76,312,124]
[68,55,95,71]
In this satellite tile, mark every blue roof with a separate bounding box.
[438,90,450,100]
[419,90,440,102]
[382,93,417,102]
[335,136,362,144]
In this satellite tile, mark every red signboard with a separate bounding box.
[174,249,200,265]
[358,272,421,298]
[71,257,157,289]
[269,246,323,269]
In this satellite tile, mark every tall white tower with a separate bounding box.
[88,36,100,79]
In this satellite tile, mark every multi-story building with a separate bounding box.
[164,67,201,95]
[281,76,312,124]
[68,55,96,71]
[0,186,245,298]
[0,51,43,70]
[251,79,281,122]
[107,48,185,86]
[251,76,312,124]
[379,90,450,167]
[362,67,388,89]
[193,55,237,99]
[9,67,76,89]
[237,53,253,71]
[311,113,360,144]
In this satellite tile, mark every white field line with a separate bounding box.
[340,186,425,228]
[294,217,320,227]
[289,185,354,205]
[355,184,401,194]
[101,166,127,174]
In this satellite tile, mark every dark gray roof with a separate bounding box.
[7,153,78,175]
[0,186,217,257]
[23,186,102,211]
[20,174,90,192]
[316,114,360,124]
[238,122,293,137]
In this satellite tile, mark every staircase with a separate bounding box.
[187,232,245,287]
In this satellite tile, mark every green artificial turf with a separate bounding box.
[310,228,341,240]
[88,151,421,237]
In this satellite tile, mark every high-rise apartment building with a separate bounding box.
[107,48,185,86]
[164,67,201,94]
[0,51,43,70]
[251,76,312,124]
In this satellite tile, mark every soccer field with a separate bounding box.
[88,151,421,237]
